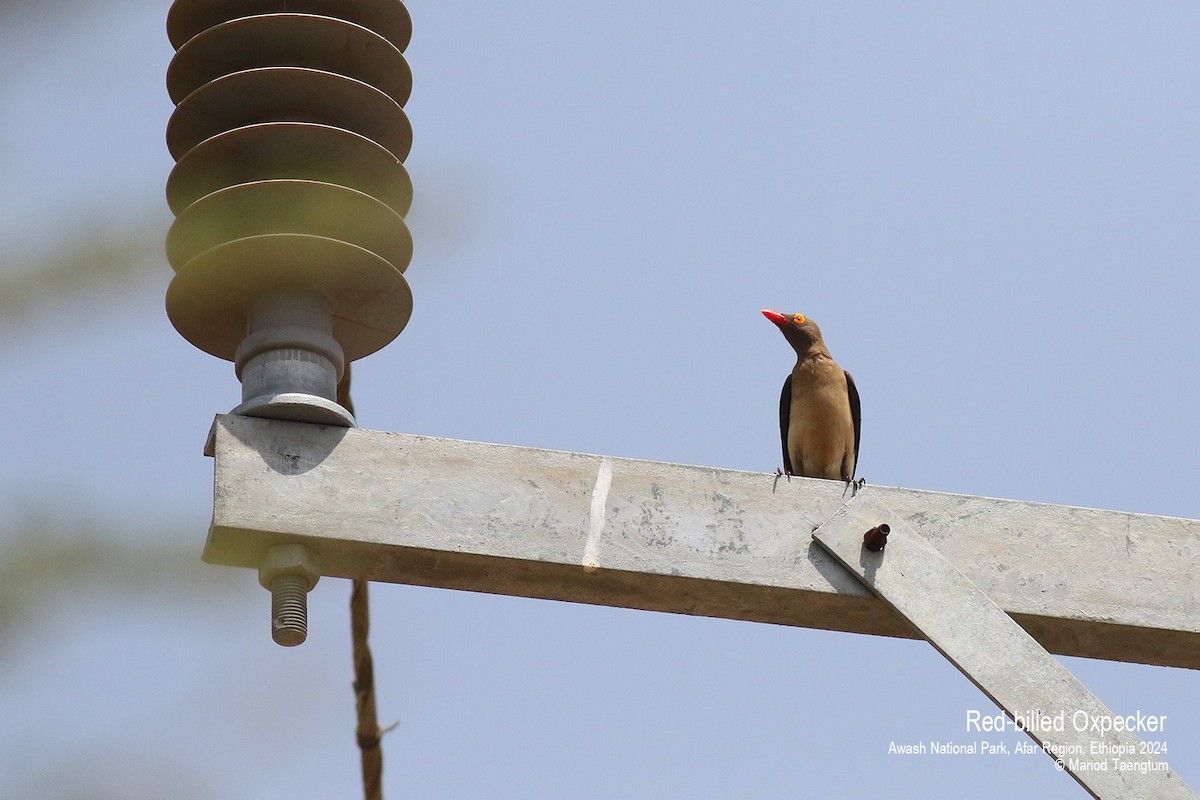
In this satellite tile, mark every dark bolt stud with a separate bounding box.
[863,524,891,552]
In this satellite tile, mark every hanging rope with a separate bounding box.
[352,577,385,800]
[341,366,391,800]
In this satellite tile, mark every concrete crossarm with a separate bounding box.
[204,414,1200,669]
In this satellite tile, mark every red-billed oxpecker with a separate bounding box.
[761,310,861,492]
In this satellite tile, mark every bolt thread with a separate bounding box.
[271,574,310,647]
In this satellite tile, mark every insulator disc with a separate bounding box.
[167,14,411,106]
[166,234,413,361]
[166,123,412,217]
[167,0,412,53]
[166,67,412,162]
[167,180,412,274]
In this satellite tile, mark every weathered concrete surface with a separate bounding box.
[815,496,1195,800]
[204,414,1200,668]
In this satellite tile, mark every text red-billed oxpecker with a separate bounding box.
[761,310,862,492]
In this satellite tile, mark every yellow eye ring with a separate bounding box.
[793,314,806,324]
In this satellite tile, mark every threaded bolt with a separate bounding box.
[259,543,321,647]
[271,573,310,646]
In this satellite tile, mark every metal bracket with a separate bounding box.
[812,493,1196,799]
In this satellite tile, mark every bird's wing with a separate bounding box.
[778,374,793,475]
[844,370,861,475]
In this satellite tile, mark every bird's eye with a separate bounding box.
[793,314,806,324]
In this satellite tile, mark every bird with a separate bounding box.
[761,310,861,491]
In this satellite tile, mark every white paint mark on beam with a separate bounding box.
[582,457,613,573]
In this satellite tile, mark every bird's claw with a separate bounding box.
[843,477,867,498]
[771,467,792,494]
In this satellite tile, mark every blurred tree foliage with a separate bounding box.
[0,504,240,655]
[0,222,163,325]
[0,0,182,634]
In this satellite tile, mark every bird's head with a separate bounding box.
[761,309,825,353]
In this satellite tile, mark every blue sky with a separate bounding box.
[2,1,1199,796]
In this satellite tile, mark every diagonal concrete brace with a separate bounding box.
[812,493,1195,800]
